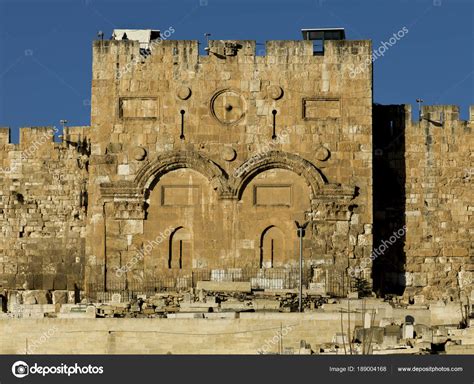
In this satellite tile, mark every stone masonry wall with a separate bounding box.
[404,105,473,299]
[0,34,471,299]
[86,38,374,288]
[373,105,473,300]
[0,127,89,290]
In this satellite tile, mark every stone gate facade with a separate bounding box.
[0,29,471,299]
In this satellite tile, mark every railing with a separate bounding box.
[192,267,313,290]
[86,267,352,301]
[325,268,354,297]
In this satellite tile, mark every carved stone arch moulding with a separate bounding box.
[134,150,232,199]
[232,150,357,221]
[99,150,357,221]
[231,150,328,200]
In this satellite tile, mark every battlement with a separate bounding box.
[0,127,54,149]
[0,126,90,149]
[0,127,10,145]
[92,38,371,62]
[374,104,473,153]
[391,104,474,128]
[63,126,91,145]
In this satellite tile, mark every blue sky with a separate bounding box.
[0,0,473,142]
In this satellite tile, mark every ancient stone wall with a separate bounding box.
[0,127,89,290]
[0,34,471,300]
[86,38,374,288]
[373,105,473,299]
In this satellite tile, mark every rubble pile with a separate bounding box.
[0,288,332,318]
[1,288,473,355]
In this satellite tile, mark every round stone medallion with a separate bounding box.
[210,89,246,125]
[177,86,191,100]
[267,85,283,100]
[222,146,237,162]
[133,146,147,161]
[315,146,330,161]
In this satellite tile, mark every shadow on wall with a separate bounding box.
[372,104,407,296]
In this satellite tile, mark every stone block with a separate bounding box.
[412,274,427,287]
[203,312,238,319]
[253,299,280,311]
[57,309,96,319]
[220,301,253,311]
[111,293,122,303]
[52,290,68,305]
[22,291,37,305]
[332,333,348,345]
[413,295,425,305]
[7,291,20,312]
[402,324,414,339]
[166,313,204,319]
[196,281,251,293]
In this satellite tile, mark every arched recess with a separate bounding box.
[260,226,285,268]
[135,150,232,199]
[232,151,327,200]
[144,168,218,271]
[168,227,192,269]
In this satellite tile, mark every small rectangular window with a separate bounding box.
[313,40,324,55]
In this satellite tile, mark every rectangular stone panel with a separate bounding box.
[119,97,158,119]
[253,185,292,206]
[302,97,341,120]
[161,185,200,206]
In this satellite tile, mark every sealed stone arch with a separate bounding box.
[232,150,327,200]
[168,226,193,269]
[259,225,286,268]
[135,150,232,200]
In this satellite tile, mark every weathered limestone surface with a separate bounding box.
[0,33,471,299]
[0,127,89,290]
[373,105,473,299]
[86,38,373,288]
[0,316,359,354]
[1,305,471,354]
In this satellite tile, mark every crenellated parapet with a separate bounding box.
[403,104,473,130]
[92,38,371,64]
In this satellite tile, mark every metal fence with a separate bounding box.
[86,267,352,301]
[325,268,353,297]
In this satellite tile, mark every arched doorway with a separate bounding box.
[260,226,285,268]
[168,227,192,269]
